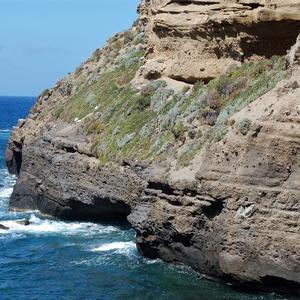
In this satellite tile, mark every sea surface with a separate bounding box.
[0,96,296,300]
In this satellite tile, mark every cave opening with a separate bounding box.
[239,20,300,60]
[202,200,224,219]
[13,150,22,176]
[259,276,300,295]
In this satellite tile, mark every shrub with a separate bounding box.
[140,85,153,96]
[205,110,218,126]
[134,34,146,45]
[206,90,222,110]
[172,121,187,140]
[182,86,191,94]
[191,81,205,97]
[215,126,228,142]
[239,118,252,135]
[135,95,151,111]
[41,89,50,98]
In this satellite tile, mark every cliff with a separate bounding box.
[139,0,300,83]
[6,0,300,293]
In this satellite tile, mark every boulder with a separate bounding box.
[16,219,30,226]
[0,224,9,230]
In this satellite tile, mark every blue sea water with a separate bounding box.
[0,96,296,300]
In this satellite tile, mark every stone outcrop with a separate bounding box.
[8,121,147,221]
[138,0,300,83]
[130,43,300,290]
[6,0,300,294]
[0,224,9,230]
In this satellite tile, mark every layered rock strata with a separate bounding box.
[6,0,300,293]
[139,0,300,83]
[130,42,300,290]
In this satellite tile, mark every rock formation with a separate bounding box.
[0,224,9,230]
[139,0,300,83]
[6,0,300,294]
[130,37,300,291]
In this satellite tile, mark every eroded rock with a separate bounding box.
[0,224,9,230]
[16,219,31,226]
[5,1,300,294]
[138,0,300,83]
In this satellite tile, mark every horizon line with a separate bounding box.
[0,95,36,98]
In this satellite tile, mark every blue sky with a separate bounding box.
[0,0,140,96]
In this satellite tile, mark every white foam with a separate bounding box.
[0,214,119,237]
[0,168,15,179]
[92,241,136,253]
[144,258,160,265]
[0,129,11,133]
[0,187,13,199]
[70,258,98,266]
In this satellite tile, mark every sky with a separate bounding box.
[0,0,140,96]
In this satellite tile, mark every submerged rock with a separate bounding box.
[16,219,30,226]
[0,224,9,230]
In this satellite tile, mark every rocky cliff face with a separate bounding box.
[131,39,300,290]
[6,0,300,293]
[138,0,300,83]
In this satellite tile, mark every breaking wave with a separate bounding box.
[92,241,136,253]
[0,214,120,237]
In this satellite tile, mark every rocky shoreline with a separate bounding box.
[6,0,300,294]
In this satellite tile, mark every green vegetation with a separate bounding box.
[133,33,147,45]
[173,56,288,165]
[41,89,50,98]
[172,121,187,140]
[54,51,288,166]
[239,118,252,135]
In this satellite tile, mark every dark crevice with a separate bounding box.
[7,141,23,176]
[251,125,263,138]
[63,146,77,153]
[260,276,300,293]
[246,3,262,9]
[147,181,175,195]
[13,150,23,175]
[147,181,199,198]
[222,274,300,296]
[169,75,213,85]
[145,70,162,80]
[173,232,194,247]
[238,2,263,9]
[154,20,300,60]
[182,188,198,197]
[202,200,224,219]
[38,195,131,224]
[164,0,219,7]
[240,20,300,59]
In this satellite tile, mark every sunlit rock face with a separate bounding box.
[139,0,300,83]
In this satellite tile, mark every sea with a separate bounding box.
[0,96,296,300]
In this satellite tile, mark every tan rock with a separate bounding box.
[139,0,300,83]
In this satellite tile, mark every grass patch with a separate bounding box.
[54,53,288,166]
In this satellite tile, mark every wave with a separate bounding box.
[0,168,16,183]
[0,187,13,199]
[0,129,11,133]
[0,214,120,237]
[92,241,136,253]
[0,170,16,203]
